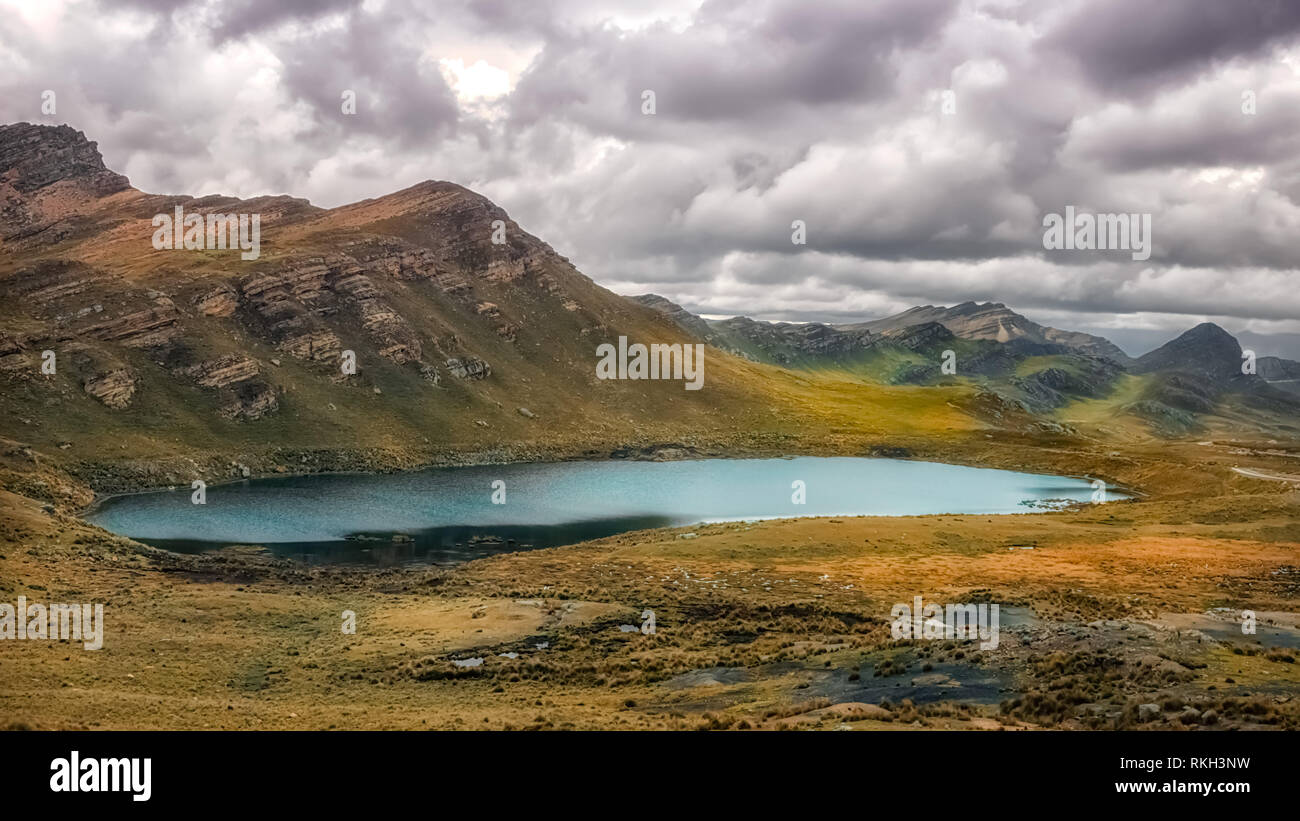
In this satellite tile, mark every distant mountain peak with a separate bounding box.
[835,302,1130,363]
[630,294,715,339]
[1184,321,1235,339]
[1132,321,1242,381]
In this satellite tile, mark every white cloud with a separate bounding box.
[438,58,513,102]
[1,0,1298,355]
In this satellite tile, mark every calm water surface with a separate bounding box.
[85,457,1110,566]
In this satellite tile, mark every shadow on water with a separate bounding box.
[90,457,1119,568]
[138,514,677,568]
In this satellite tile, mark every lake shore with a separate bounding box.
[2,433,1298,730]
[84,456,1126,563]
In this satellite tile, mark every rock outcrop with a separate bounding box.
[221,380,278,420]
[176,354,260,389]
[446,356,491,380]
[353,296,421,364]
[82,368,136,409]
[0,333,26,374]
[193,285,239,317]
[83,303,182,348]
[880,322,953,351]
[0,122,130,196]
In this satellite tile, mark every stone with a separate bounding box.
[193,285,239,317]
[176,354,259,389]
[83,305,181,348]
[0,333,27,374]
[82,368,136,409]
[0,123,130,196]
[445,356,490,380]
[278,329,341,362]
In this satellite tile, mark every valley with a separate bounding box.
[1,123,1298,731]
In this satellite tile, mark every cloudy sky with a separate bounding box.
[3,0,1300,357]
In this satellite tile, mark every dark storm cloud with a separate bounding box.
[1044,0,1300,96]
[461,0,567,38]
[100,0,364,41]
[1066,96,1300,173]
[208,0,364,42]
[510,0,957,134]
[271,4,462,148]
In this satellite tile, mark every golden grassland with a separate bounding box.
[2,364,1299,731]
[2,436,1298,730]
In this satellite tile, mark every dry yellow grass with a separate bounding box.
[3,437,1298,730]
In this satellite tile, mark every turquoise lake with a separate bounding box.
[84,457,1111,566]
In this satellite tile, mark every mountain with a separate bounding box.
[2,122,843,482]
[0,122,130,199]
[836,302,1132,364]
[1123,322,1300,434]
[630,295,880,367]
[0,121,1291,483]
[634,294,1129,387]
[635,294,1127,415]
[1259,356,1300,397]
[628,293,715,340]
[1259,356,1300,380]
[636,295,1300,437]
[1131,322,1243,381]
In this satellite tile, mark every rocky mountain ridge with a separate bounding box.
[836,301,1132,364]
[635,295,1300,435]
[0,122,779,466]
